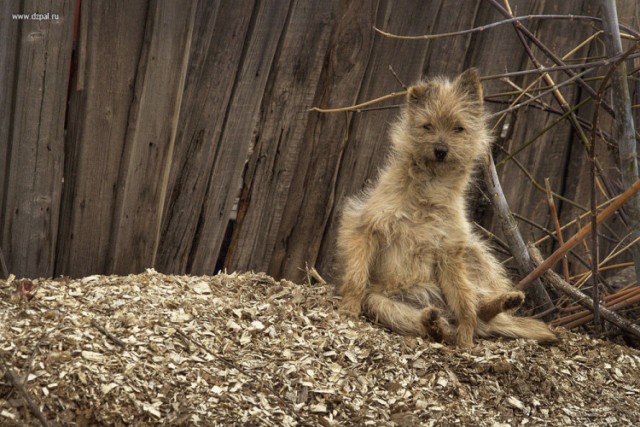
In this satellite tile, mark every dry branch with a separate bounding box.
[91,318,127,348]
[515,178,640,291]
[487,0,616,117]
[308,91,406,113]
[483,154,554,315]
[544,179,570,282]
[0,355,50,427]
[553,287,640,329]
[373,14,640,40]
[529,247,640,339]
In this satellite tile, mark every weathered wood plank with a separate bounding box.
[0,0,20,226]
[223,0,338,274]
[155,0,255,274]
[56,0,149,277]
[187,0,293,275]
[109,0,197,274]
[1,0,74,277]
[315,0,474,279]
[268,0,379,282]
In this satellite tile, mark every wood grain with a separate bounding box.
[57,0,149,276]
[109,0,197,274]
[1,0,74,277]
[187,0,294,274]
[223,0,339,273]
[0,1,20,224]
[155,0,255,274]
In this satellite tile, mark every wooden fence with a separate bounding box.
[1,0,639,282]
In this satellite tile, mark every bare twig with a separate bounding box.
[553,286,640,328]
[309,54,640,115]
[560,283,638,312]
[529,246,640,338]
[487,0,616,116]
[309,91,406,113]
[0,354,51,427]
[483,154,554,315]
[544,178,570,282]
[91,318,127,348]
[388,65,407,89]
[487,69,592,119]
[516,178,640,291]
[373,14,640,40]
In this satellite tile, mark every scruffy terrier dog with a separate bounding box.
[336,68,556,347]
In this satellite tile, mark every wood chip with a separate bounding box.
[0,270,639,425]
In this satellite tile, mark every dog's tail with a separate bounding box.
[477,313,558,343]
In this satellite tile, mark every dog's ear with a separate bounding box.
[407,83,430,105]
[455,68,483,106]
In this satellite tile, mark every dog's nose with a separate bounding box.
[434,144,448,161]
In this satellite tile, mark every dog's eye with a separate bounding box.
[422,123,433,131]
[454,126,465,133]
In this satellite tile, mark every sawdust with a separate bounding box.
[1,270,639,426]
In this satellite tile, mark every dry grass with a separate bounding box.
[1,270,639,426]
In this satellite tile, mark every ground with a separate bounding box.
[1,270,639,426]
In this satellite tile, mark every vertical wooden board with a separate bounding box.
[419,0,481,76]
[315,0,465,278]
[109,0,197,274]
[223,0,338,274]
[1,0,74,278]
[56,0,149,277]
[0,0,20,219]
[268,0,379,282]
[188,1,293,274]
[155,0,255,274]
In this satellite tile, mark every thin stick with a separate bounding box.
[487,69,592,119]
[529,246,640,338]
[570,262,634,282]
[553,287,640,326]
[515,178,640,291]
[559,291,640,329]
[373,15,640,40]
[309,91,406,113]
[544,178,570,282]
[388,65,407,89]
[560,283,638,313]
[91,318,127,348]
[0,355,50,427]
[309,53,640,114]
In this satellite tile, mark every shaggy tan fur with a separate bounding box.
[336,68,557,347]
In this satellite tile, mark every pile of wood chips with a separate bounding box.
[1,270,639,426]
